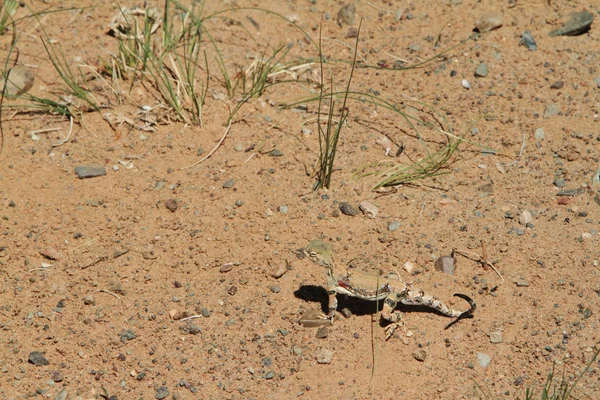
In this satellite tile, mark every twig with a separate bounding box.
[50,115,74,148]
[419,201,426,219]
[453,249,504,282]
[180,315,203,322]
[180,118,232,170]
[96,289,121,300]
[81,254,109,269]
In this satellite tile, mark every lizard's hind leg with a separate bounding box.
[381,294,404,340]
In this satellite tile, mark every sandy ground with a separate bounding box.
[1,0,599,399]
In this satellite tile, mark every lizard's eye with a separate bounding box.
[309,251,317,257]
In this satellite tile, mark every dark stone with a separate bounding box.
[74,166,106,179]
[28,351,49,366]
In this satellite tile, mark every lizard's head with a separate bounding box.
[303,239,333,268]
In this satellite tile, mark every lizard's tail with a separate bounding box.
[453,293,476,318]
[399,286,475,318]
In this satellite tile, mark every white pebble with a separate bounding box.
[462,79,471,89]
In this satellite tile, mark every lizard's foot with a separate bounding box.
[318,312,335,325]
[384,321,404,340]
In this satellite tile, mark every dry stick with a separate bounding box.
[453,248,504,282]
[50,115,73,148]
[96,289,121,301]
[180,118,232,170]
[180,315,203,322]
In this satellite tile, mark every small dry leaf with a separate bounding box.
[1,66,35,98]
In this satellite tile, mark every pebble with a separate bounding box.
[269,285,280,294]
[553,177,565,188]
[315,348,334,364]
[228,285,237,295]
[40,247,61,261]
[222,179,235,189]
[591,169,600,190]
[83,295,96,305]
[521,31,537,50]
[54,389,68,400]
[336,3,355,26]
[316,327,329,339]
[279,205,288,214]
[477,352,491,367]
[270,263,288,279]
[120,329,137,342]
[474,63,488,77]
[339,202,359,216]
[549,10,593,37]
[534,128,545,140]
[516,278,529,287]
[474,11,504,33]
[403,261,415,274]
[594,77,600,89]
[268,149,283,157]
[340,308,352,318]
[201,308,211,318]
[264,371,274,379]
[387,221,401,231]
[435,256,456,276]
[544,104,559,118]
[155,386,170,399]
[164,198,178,212]
[51,370,64,382]
[489,331,503,343]
[519,210,533,225]
[550,80,564,89]
[412,349,427,362]
[359,201,378,218]
[234,143,244,152]
[220,264,233,273]
[74,166,106,179]
[180,323,202,335]
[0,65,35,97]
[28,351,49,366]
[461,79,471,89]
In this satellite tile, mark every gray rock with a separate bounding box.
[268,149,283,157]
[316,326,329,339]
[28,351,49,366]
[489,331,503,343]
[74,166,106,179]
[120,329,137,342]
[222,179,235,189]
[549,10,593,37]
[315,348,334,364]
[412,349,427,361]
[435,256,456,276]
[155,386,170,399]
[54,389,68,400]
[336,3,355,27]
[475,63,488,77]
[544,104,559,118]
[387,221,401,231]
[516,278,529,287]
[534,128,545,140]
[339,202,359,216]
[475,11,504,33]
[521,31,537,50]
[477,352,491,367]
[83,295,96,305]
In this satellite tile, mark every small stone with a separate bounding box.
[268,149,283,157]
[220,264,233,273]
[50,370,64,382]
[225,317,236,327]
[271,263,288,279]
[315,348,334,364]
[553,177,565,188]
[279,205,288,214]
[339,202,359,216]
[520,31,537,50]
[83,295,96,305]
[120,329,137,342]
[387,221,401,231]
[228,285,238,295]
[40,247,61,261]
[403,261,415,274]
[74,166,106,179]
[591,169,600,190]
[478,182,494,193]
[549,10,593,37]
[461,79,471,89]
[54,388,68,400]
[346,27,358,38]
[519,210,533,225]
[489,331,503,343]
[180,323,202,335]
[340,308,352,318]
[269,285,280,294]
[435,256,456,276]
[164,199,178,212]
[581,232,593,240]
[222,179,235,189]
[155,386,170,399]
[412,349,427,362]
[108,282,125,295]
[316,326,329,339]
[477,352,491,368]
[28,351,49,366]
[550,80,564,89]
[336,3,355,26]
[201,308,211,318]
[475,11,503,33]
[534,128,545,140]
[516,278,529,287]
[544,104,559,118]
[475,63,488,77]
[359,201,378,218]
[234,143,244,152]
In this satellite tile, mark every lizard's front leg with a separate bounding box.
[381,293,404,340]
[319,275,338,324]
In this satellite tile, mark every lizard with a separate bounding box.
[302,239,476,340]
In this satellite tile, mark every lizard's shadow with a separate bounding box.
[295,285,425,318]
[294,285,469,324]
